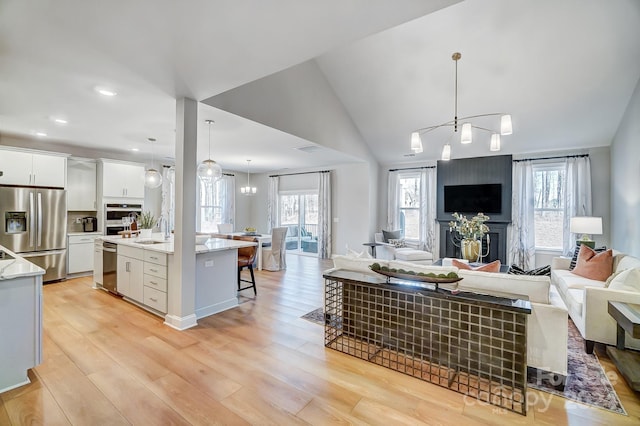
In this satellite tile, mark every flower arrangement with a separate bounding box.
[449,212,490,241]
[138,210,157,230]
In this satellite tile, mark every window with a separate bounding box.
[198,177,225,233]
[398,173,420,240]
[533,164,565,249]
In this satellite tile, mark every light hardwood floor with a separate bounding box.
[1,255,639,425]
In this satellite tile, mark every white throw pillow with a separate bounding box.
[607,268,640,293]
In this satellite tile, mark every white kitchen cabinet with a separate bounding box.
[100,160,145,198]
[0,148,66,188]
[142,251,167,313]
[116,245,144,301]
[67,159,97,210]
[68,234,102,274]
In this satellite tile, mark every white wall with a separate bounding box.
[243,162,375,256]
[611,76,640,257]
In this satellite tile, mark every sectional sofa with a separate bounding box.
[331,254,569,379]
[551,251,640,353]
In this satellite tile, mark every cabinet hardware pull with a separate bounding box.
[150,268,157,273]
[150,297,157,302]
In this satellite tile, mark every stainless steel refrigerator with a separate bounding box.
[0,187,67,281]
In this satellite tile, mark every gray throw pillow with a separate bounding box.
[382,229,401,243]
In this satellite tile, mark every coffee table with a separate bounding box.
[606,301,640,391]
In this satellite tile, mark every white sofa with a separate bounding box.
[373,233,433,264]
[331,255,569,378]
[551,252,640,353]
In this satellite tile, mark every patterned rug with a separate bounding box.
[527,319,625,414]
[302,308,626,414]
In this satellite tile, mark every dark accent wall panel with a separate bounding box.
[437,155,512,223]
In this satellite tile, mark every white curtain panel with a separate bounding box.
[387,171,400,231]
[563,156,592,255]
[419,167,437,253]
[317,171,332,259]
[267,176,279,232]
[221,174,236,227]
[161,166,175,233]
[510,160,536,269]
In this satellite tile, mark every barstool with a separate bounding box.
[233,236,258,294]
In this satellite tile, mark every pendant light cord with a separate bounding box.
[453,52,459,133]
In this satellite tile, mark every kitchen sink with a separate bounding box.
[135,240,166,245]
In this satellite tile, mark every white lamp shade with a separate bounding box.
[460,123,472,144]
[489,133,501,151]
[241,186,257,195]
[144,168,163,188]
[197,159,222,181]
[441,143,451,161]
[500,114,513,135]
[570,216,603,236]
[410,132,423,152]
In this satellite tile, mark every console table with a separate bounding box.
[606,301,640,391]
[323,269,531,415]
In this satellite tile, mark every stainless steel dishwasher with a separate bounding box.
[102,241,118,293]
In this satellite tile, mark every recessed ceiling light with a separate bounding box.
[95,86,117,97]
[130,148,139,152]
[34,131,47,137]
[52,117,68,125]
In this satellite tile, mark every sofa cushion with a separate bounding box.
[572,245,613,281]
[394,249,433,262]
[564,288,584,315]
[456,270,550,304]
[452,259,501,272]
[608,268,640,293]
[382,229,401,243]
[332,255,387,275]
[569,245,607,270]
[614,254,640,274]
[552,269,606,292]
[508,264,551,276]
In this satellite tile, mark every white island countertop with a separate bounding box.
[99,235,255,254]
[0,245,45,281]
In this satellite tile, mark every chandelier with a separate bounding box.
[240,159,257,195]
[410,52,513,160]
[197,119,223,181]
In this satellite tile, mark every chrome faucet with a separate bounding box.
[159,216,170,240]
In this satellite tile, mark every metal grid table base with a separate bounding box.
[324,278,528,415]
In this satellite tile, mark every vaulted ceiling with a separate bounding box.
[1,0,639,172]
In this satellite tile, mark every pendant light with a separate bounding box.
[144,137,163,189]
[197,119,222,181]
[240,159,257,195]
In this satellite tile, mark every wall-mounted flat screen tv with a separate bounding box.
[444,184,502,214]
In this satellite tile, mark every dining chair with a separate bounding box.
[217,223,233,233]
[262,227,288,271]
[233,236,258,294]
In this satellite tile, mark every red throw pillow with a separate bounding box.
[572,245,613,281]
[452,259,501,273]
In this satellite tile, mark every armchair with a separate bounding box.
[373,233,433,264]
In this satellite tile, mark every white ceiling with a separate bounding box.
[1,0,639,171]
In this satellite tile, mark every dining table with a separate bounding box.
[220,232,272,270]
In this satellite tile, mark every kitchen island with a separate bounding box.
[97,235,256,330]
[0,245,45,393]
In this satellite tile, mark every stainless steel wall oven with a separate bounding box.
[104,203,142,235]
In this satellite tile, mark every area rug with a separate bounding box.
[301,308,626,414]
[527,319,626,414]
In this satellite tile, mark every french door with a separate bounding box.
[279,192,318,255]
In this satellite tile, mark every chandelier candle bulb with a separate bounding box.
[461,123,472,144]
[441,143,451,161]
[500,114,513,135]
[410,132,423,152]
[490,133,501,151]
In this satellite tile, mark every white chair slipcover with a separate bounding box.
[263,227,288,271]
